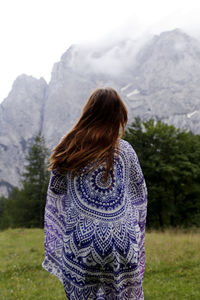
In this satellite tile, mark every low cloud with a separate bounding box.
[61,28,152,78]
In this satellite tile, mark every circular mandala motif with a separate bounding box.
[69,156,126,220]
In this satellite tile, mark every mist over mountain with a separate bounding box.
[1,28,200,196]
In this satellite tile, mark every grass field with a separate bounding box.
[0,229,200,300]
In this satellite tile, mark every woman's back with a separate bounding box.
[43,139,147,300]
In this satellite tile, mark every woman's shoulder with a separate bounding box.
[48,169,68,195]
[118,139,136,156]
[119,138,132,148]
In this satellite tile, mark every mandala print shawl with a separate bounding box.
[42,139,147,300]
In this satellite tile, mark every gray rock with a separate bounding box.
[1,29,200,196]
[0,75,47,196]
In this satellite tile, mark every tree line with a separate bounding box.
[0,133,50,229]
[0,118,200,229]
[124,118,200,228]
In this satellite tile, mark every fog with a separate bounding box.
[1,0,200,103]
[65,34,150,78]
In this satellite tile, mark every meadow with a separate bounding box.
[0,229,199,300]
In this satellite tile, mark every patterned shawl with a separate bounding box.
[42,139,147,300]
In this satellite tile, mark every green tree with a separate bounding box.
[1,132,50,229]
[0,196,7,229]
[124,118,200,228]
[21,132,50,227]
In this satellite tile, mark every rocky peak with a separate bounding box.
[0,74,48,196]
[130,29,200,94]
[2,29,200,197]
[153,29,200,59]
[0,74,47,140]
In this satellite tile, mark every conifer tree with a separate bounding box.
[21,132,50,227]
[1,132,50,228]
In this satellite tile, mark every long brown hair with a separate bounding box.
[49,87,128,181]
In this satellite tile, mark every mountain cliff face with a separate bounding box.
[0,75,47,195]
[121,29,200,131]
[1,29,200,196]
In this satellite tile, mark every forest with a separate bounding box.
[0,118,200,229]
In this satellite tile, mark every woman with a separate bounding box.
[42,88,147,300]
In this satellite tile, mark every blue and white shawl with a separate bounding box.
[42,139,147,300]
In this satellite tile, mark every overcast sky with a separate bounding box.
[1,0,200,103]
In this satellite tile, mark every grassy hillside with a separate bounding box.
[0,229,199,300]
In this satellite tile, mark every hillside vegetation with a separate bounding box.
[1,119,200,230]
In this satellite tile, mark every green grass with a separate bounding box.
[0,229,199,300]
[144,229,200,300]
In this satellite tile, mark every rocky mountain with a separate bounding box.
[1,28,200,196]
[0,75,47,195]
[123,29,200,131]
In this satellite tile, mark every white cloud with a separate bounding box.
[1,0,200,102]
